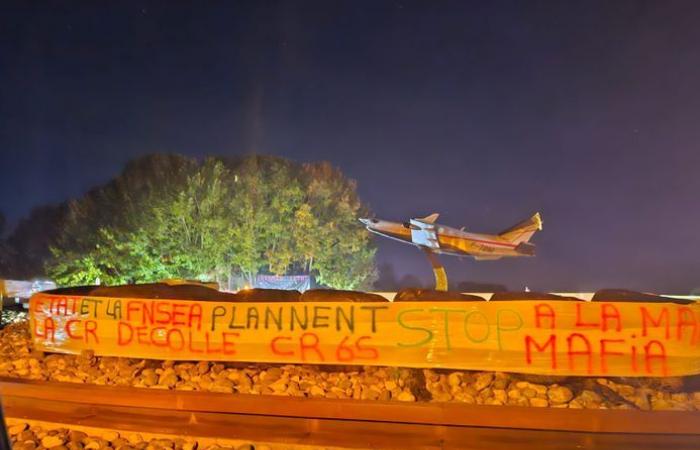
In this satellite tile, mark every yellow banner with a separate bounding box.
[29,294,700,377]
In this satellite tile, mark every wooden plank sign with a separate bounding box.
[29,293,700,377]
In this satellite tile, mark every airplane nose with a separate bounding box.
[359,218,371,226]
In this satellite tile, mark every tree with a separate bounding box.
[2,205,66,278]
[47,153,376,290]
[299,162,377,290]
[226,155,305,284]
[156,158,235,282]
[48,154,199,284]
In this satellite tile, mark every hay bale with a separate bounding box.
[300,289,387,302]
[393,288,484,302]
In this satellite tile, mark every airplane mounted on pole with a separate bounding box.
[359,212,542,260]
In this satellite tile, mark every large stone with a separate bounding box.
[140,369,158,387]
[9,422,28,435]
[309,385,325,397]
[17,430,36,442]
[99,431,120,442]
[263,367,282,382]
[492,389,507,403]
[473,372,494,391]
[547,385,573,404]
[529,397,549,407]
[69,431,88,443]
[397,391,416,402]
[447,372,462,387]
[158,369,178,388]
[42,435,65,448]
[209,379,234,393]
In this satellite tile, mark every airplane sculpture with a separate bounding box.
[359,212,542,260]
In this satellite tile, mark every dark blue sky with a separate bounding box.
[2,1,699,293]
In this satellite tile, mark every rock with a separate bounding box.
[397,391,416,402]
[671,392,689,403]
[18,430,36,442]
[158,369,178,388]
[507,389,521,400]
[447,372,462,387]
[509,396,529,407]
[236,374,252,393]
[531,384,547,395]
[453,391,476,404]
[16,443,37,450]
[651,398,675,410]
[363,387,381,401]
[140,369,158,387]
[9,422,28,435]
[125,433,144,444]
[547,385,573,404]
[112,438,130,448]
[491,373,510,390]
[633,389,652,410]
[529,397,549,407]
[575,390,603,409]
[150,439,175,449]
[492,389,507,403]
[79,350,95,363]
[432,391,453,402]
[522,388,537,398]
[69,431,88,443]
[263,367,282,382]
[99,431,120,441]
[209,379,234,393]
[309,385,325,397]
[515,381,529,389]
[194,361,209,375]
[42,435,66,448]
[473,372,493,391]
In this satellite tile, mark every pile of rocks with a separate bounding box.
[0,309,28,329]
[2,322,698,410]
[0,323,421,402]
[7,422,265,450]
[136,363,420,402]
[424,371,567,407]
[423,370,700,410]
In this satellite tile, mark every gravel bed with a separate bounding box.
[5,419,341,450]
[1,322,698,410]
[1,308,28,328]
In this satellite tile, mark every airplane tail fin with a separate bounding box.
[417,213,440,224]
[499,212,542,245]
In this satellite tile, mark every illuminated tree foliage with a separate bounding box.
[47,154,376,289]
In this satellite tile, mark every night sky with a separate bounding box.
[2,1,699,293]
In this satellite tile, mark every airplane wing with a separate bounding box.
[409,218,440,249]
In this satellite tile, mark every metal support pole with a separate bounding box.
[422,249,448,291]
